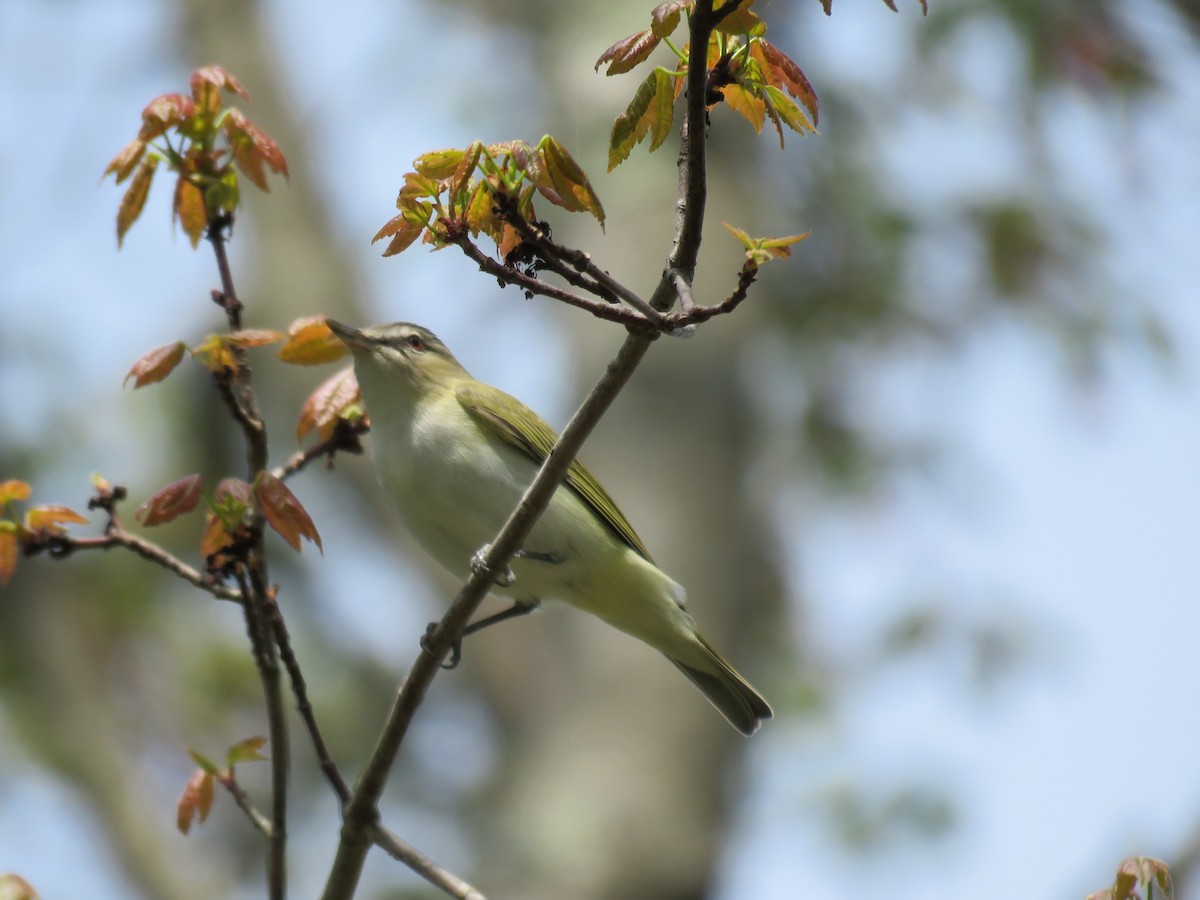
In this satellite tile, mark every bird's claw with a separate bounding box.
[422,622,462,669]
[471,545,516,586]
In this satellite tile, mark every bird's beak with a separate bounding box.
[325,319,372,351]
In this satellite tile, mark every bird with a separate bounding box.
[327,319,772,735]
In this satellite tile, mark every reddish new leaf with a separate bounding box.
[595,30,662,75]
[222,108,288,192]
[173,176,207,247]
[103,139,148,184]
[117,156,159,247]
[0,525,17,587]
[136,474,204,527]
[213,477,255,512]
[176,768,214,835]
[0,480,32,505]
[713,1,765,36]
[651,0,690,37]
[125,341,187,389]
[372,214,424,258]
[191,64,249,115]
[754,40,820,126]
[138,93,196,142]
[277,317,346,365]
[226,735,268,766]
[297,366,361,442]
[255,472,321,553]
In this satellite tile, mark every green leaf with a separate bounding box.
[762,85,817,138]
[187,747,220,775]
[226,735,268,766]
[539,137,605,226]
[608,69,676,171]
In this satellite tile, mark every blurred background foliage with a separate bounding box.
[1,0,1198,897]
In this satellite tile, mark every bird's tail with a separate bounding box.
[666,635,773,736]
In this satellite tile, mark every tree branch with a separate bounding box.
[271,418,368,483]
[28,530,240,602]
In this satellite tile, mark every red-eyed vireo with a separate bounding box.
[327,320,772,735]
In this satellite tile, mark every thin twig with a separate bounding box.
[451,233,651,328]
[502,210,666,323]
[367,823,486,900]
[271,419,368,483]
[220,771,275,837]
[668,260,758,327]
[237,566,288,900]
[265,593,350,803]
[31,531,240,602]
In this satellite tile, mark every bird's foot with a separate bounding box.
[421,622,463,670]
[471,544,516,586]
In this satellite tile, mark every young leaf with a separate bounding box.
[172,176,207,248]
[0,525,18,587]
[176,769,214,835]
[222,108,289,192]
[138,93,196,142]
[136,475,204,527]
[24,506,88,534]
[124,341,187,388]
[117,155,159,247]
[754,40,819,126]
[713,1,765,36]
[255,472,322,553]
[722,84,766,133]
[595,30,662,75]
[103,139,148,185]
[226,735,268,766]
[372,213,424,258]
[539,137,605,225]
[187,747,221,775]
[190,334,238,374]
[608,68,676,171]
[199,512,237,567]
[297,366,361,442]
[213,477,255,512]
[651,0,690,37]
[762,85,817,141]
[413,148,467,180]
[191,64,249,115]
[0,480,32,505]
[277,317,347,365]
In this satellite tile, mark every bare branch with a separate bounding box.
[451,232,651,328]
[368,823,486,900]
[266,593,350,803]
[219,771,274,837]
[30,530,240,602]
[271,419,368,483]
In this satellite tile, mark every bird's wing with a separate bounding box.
[455,381,653,562]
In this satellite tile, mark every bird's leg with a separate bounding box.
[471,544,563,587]
[422,600,541,669]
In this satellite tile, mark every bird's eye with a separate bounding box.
[405,334,425,351]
